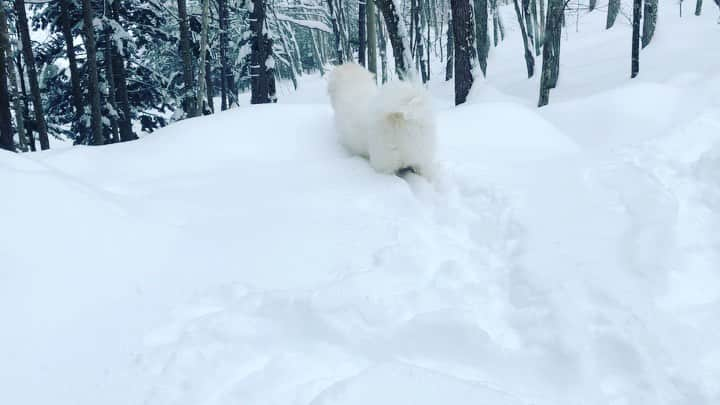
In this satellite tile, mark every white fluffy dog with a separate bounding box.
[328,63,436,176]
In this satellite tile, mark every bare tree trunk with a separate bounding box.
[326,0,345,62]
[177,0,197,117]
[359,0,367,65]
[377,13,389,82]
[451,0,475,105]
[642,0,657,47]
[607,0,620,28]
[446,9,453,80]
[105,31,120,144]
[0,8,13,152]
[14,0,50,150]
[474,0,489,76]
[1,7,25,150]
[538,0,545,37]
[367,0,378,75]
[15,52,36,151]
[251,0,277,103]
[538,0,562,106]
[376,0,414,79]
[219,0,231,109]
[59,0,85,139]
[110,0,136,141]
[513,0,535,77]
[81,0,104,145]
[530,0,541,55]
[631,0,641,77]
[196,0,210,114]
[695,0,703,15]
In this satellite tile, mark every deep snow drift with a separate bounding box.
[2,2,720,405]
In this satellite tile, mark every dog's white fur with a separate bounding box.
[328,63,436,175]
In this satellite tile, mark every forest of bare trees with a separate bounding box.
[0,0,717,152]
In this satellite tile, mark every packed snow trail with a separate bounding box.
[2,2,720,405]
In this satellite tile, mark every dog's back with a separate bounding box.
[368,81,436,175]
[328,64,377,157]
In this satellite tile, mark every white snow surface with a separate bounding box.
[3,3,720,405]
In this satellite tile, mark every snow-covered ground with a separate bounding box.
[2,2,720,405]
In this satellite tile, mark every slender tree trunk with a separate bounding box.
[538,0,545,37]
[376,0,414,79]
[59,0,85,139]
[0,6,13,152]
[513,0,535,77]
[530,0,541,55]
[631,0,642,77]
[695,0,703,14]
[16,52,36,151]
[359,0,367,65]
[206,55,214,113]
[177,0,197,117]
[104,32,120,144]
[110,0,136,141]
[251,0,276,103]
[197,0,210,114]
[219,0,231,109]
[474,0,489,76]
[377,13,388,82]
[1,8,25,150]
[451,0,475,105]
[367,0,377,75]
[81,0,104,145]
[607,0,620,28]
[538,0,563,106]
[414,0,429,82]
[642,0,657,47]
[491,0,500,46]
[326,0,345,62]
[446,9,454,80]
[14,0,50,150]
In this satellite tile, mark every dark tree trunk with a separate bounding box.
[219,0,229,110]
[631,0,641,78]
[177,0,197,117]
[642,0,657,47]
[491,0,500,46]
[250,0,276,104]
[607,0,620,28]
[0,11,13,152]
[413,0,429,82]
[451,0,475,105]
[538,0,563,106]
[16,52,36,151]
[695,0,703,15]
[377,12,388,83]
[445,9,454,81]
[474,0,489,76]
[104,33,120,144]
[367,0,377,74]
[513,0,534,77]
[110,0,137,142]
[59,0,85,139]
[14,0,50,150]
[376,0,413,79]
[206,55,214,113]
[530,0,541,55]
[359,0,367,66]
[81,0,104,145]
[326,0,345,63]
[1,7,25,151]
